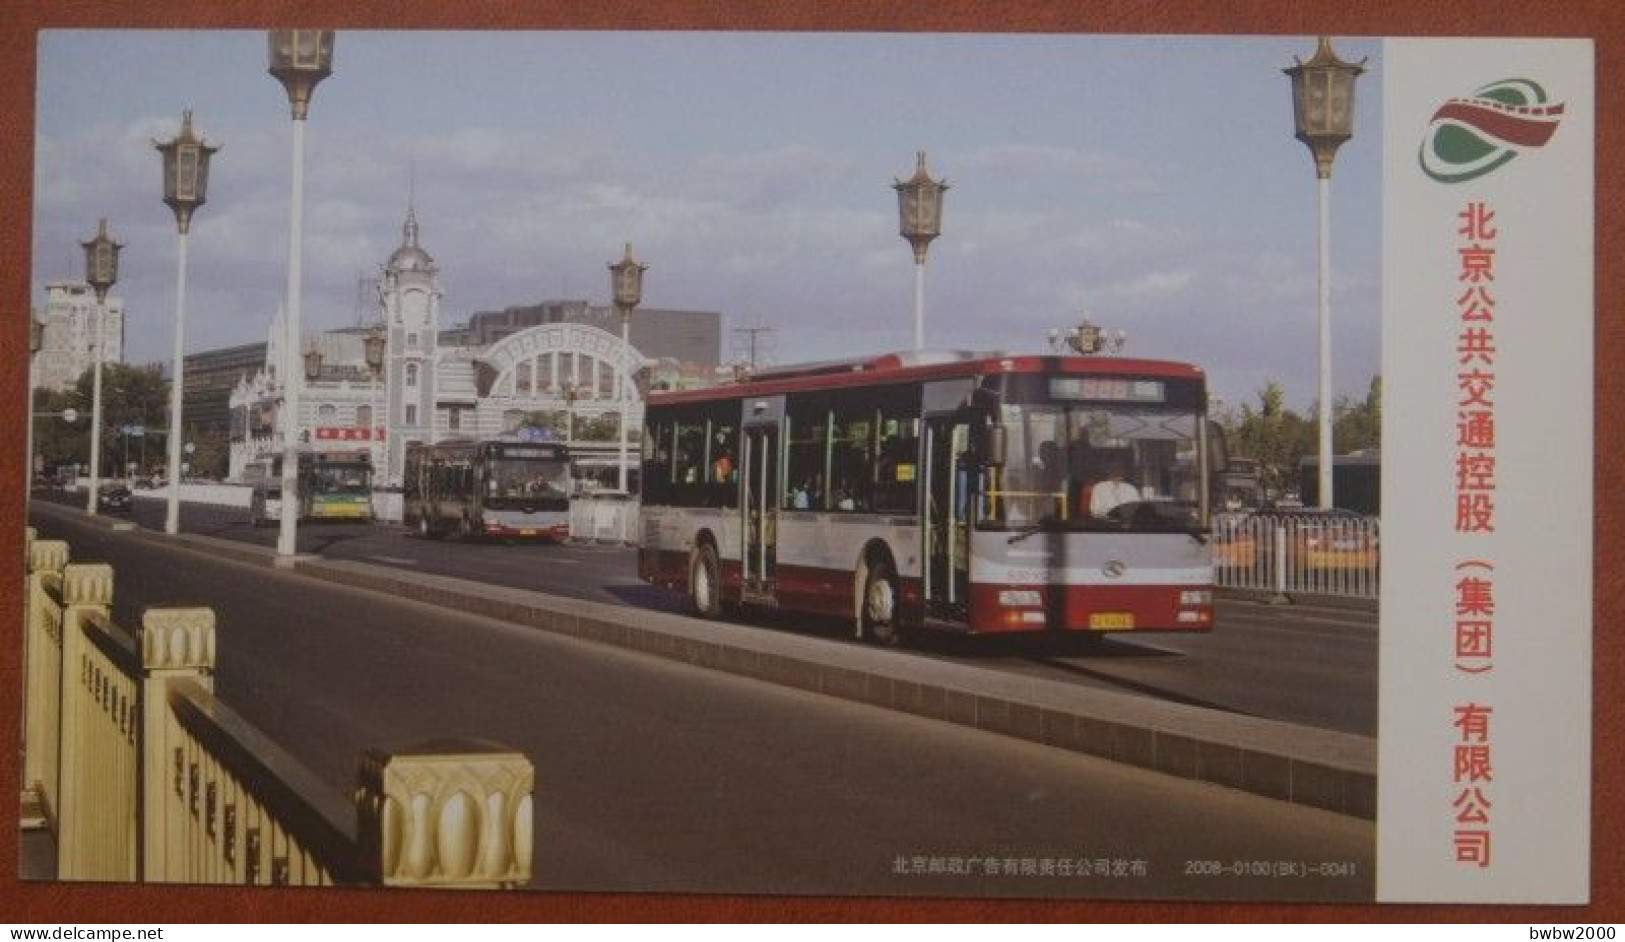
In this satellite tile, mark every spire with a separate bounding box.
[403,205,419,248]
[405,162,419,246]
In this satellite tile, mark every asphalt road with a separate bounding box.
[29,505,1374,900]
[38,490,1379,735]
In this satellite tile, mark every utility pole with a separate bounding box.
[731,325,776,369]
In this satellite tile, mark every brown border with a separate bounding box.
[1,0,1618,924]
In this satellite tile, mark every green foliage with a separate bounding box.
[1221,375,1381,501]
[33,363,173,476]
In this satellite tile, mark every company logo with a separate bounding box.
[1420,78,1565,184]
[1102,560,1126,579]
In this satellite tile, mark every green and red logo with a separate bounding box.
[1420,78,1565,184]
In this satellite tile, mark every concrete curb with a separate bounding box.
[37,501,1377,820]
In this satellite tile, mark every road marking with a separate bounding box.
[369,555,420,566]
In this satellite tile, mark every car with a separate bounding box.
[97,484,133,512]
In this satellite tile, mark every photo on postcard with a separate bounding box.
[16,30,1591,903]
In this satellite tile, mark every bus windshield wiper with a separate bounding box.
[1007,515,1057,545]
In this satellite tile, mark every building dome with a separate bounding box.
[386,205,436,274]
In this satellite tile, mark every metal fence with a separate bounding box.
[569,493,638,544]
[1211,513,1381,600]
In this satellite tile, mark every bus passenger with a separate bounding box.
[1088,461,1142,518]
[791,475,820,510]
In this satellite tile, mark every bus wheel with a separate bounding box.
[860,558,903,647]
[690,544,723,619]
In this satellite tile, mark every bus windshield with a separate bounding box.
[986,400,1203,533]
[309,461,372,495]
[487,452,571,501]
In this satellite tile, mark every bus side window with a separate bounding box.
[786,396,830,511]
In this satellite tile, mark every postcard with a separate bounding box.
[4,25,1601,917]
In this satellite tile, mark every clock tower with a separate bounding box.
[378,203,441,484]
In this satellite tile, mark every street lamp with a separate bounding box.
[1285,36,1364,510]
[559,381,580,447]
[268,29,335,557]
[156,109,219,535]
[363,325,386,471]
[26,315,43,496]
[893,150,948,352]
[1047,316,1127,356]
[608,243,646,493]
[80,219,122,514]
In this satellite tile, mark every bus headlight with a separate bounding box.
[999,589,1043,607]
[1180,590,1212,606]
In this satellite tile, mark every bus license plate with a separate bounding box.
[520,528,536,536]
[1089,612,1135,630]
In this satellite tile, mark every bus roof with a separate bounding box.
[651,350,1205,406]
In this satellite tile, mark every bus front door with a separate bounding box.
[741,424,780,601]
[923,418,971,618]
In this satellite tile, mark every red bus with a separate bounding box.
[638,350,1224,644]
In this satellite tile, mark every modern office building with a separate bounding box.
[32,281,125,392]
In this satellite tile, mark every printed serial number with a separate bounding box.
[1183,860,1358,878]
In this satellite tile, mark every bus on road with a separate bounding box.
[638,350,1224,644]
[404,437,573,541]
[247,449,375,525]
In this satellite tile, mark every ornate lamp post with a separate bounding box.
[363,325,386,470]
[1285,37,1364,510]
[156,110,219,534]
[559,381,580,447]
[268,29,335,557]
[608,243,646,493]
[27,315,43,496]
[81,219,122,514]
[303,344,324,383]
[893,151,948,352]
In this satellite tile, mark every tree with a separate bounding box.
[1333,374,1382,454]
[1226,380,1313,502]
[186,424,231,480]
[1220,374,1381,502]
[69,362,171,477]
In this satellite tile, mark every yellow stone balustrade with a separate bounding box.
[358,741,535,888]
[20,533,534,888]
[22,536,70,830]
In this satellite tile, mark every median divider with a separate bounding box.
[38,501,1376,821]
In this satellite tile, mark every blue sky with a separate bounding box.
[33,30,1382,411]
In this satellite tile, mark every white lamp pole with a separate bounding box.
[268,30,334,557]
[156,110,219,535]
[26,316,42,507]
[363,325,386,476]
[1286,37,1364,510]
[80,219,122,515]
[608,243,646,493]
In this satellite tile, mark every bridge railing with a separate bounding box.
[1212,513,1381,600]
[20,528,534,887]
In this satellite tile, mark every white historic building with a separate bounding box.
[33,281,125,392]
[229,206,650,485]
